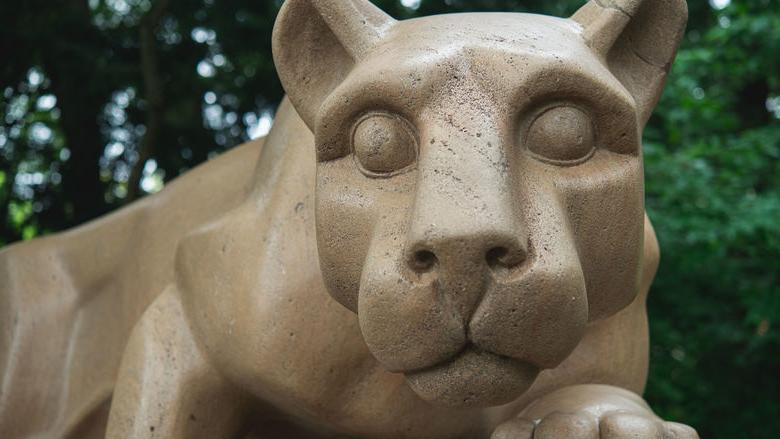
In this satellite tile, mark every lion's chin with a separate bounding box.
[404,346,539,408]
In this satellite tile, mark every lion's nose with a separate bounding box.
[407,233,527,274]
[405,231,527,319]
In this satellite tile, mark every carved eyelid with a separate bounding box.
[521,102,598,167]
[350,111,420,178]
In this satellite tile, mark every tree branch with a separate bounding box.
[127,0,170,202]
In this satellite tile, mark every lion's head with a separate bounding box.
[272,0,686,408]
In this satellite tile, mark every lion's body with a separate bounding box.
[0,126,262,437]
[0,101,657,438]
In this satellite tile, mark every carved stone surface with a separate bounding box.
[0,0,697,437]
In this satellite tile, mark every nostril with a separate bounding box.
[486,245,524,269]
[412,249,438,272]
[486,247,509,269]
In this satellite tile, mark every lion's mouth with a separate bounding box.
[403,344,540,408]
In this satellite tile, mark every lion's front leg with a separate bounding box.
[491,385,698,439]
[106,286,248,438]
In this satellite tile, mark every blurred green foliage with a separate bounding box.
[0,0,778,437]
[642,1,780,435]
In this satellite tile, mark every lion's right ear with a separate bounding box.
[272,0,396,130]
[572,0,687,126]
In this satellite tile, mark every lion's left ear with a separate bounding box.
[272,0,396,130]
[572,0,688,125]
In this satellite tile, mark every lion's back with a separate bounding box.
[0,138,263,437]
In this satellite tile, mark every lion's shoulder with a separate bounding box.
[0,138,264,436]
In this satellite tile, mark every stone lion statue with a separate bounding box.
[0,0,698,437]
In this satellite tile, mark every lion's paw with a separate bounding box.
[491,411,699,439]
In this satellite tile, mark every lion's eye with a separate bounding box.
[353,113,417,176]
[525,106,595,165]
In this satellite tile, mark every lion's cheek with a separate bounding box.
[357,280,467,373]
[315,200,375,313]
[554,152,645,321]
[315,162,417,313]
[469,265,589,370]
